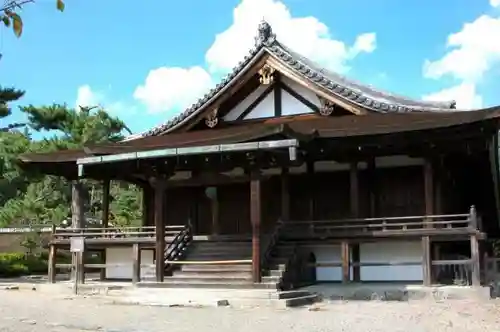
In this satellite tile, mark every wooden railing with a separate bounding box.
[52,225,186,240]
[432,258,472,286]
[260,221,283,270]
[164,225,192,273]
[281,211,476,239]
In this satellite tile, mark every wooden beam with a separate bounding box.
[274,73,282,117]
[280,82,319,113]
[250,170,262,283]
[100,180,110,280]
[281,167,290,222]
[350,161,360,282]
[236,83,275,120]
[422,235,431,286]
[152,178,166,282]
[341,240,350,283]
[48,244,56,284]
[307,162,316,220]
[132,243,141,284]
[367,158,378,217]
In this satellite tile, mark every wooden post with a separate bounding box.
[250,171,262,283]
[132,243,141,284]
[422,159,434,285]
[152,178,166,282]
[211,189,220,235]
[469,205,481,286]
[306,162,315,220]
[71,180,85,283]
[280,167,290,222]
[422,236,431,286]
[349,161,360,282]
[367,158,377,217]
[100,179,110,281]
[48,244,56,284]
[341,241,350,283]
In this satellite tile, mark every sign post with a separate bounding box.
[70,237,85,295]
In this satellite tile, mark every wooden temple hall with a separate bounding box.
[18,21,500,290]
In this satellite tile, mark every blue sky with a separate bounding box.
[1,0,499,135]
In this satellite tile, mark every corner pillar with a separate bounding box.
[250,170,262,283]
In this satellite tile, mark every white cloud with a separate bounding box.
[133,66,213,114]
[422,82,482,109]
[491,0,500,7]
[75,85,102,109]
[423,15,500,82]
[75,85,130,113]
[422,14,500,109]
[134,0,377,114]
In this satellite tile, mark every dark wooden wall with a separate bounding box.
[145,165,433,234]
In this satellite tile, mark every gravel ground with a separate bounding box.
[1,291,500,332]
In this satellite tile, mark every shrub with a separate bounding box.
[0,252,29,277]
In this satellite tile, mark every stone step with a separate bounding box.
[188,246,252,253]
[186,252,252,259]
[190,241,251,248]
[264,269,285,277]
[276,290,313,300]
[174,270,252,278]
[284,294,319,307]
[167,275,280,283]
[137,280,280,290]
[181,264,253,272]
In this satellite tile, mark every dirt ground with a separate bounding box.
[1,291,500,332]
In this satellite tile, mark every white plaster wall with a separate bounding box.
[308,241,422,282]
[223,76,320,122]
[105,247,154,280]
[360,241,423,282]
[244,92,275,120]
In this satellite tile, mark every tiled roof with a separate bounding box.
[136,21,457,138]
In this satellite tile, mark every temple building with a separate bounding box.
[19,21,499,292]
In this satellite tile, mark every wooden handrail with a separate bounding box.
[164,224,192,272]
[261,221,283,270]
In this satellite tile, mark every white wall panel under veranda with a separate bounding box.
[105,247,154,280]
[360,241,423,282]
[311,245,352,281]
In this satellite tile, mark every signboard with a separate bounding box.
[70,237,85,253]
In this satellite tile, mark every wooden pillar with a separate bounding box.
[152,179,166,282]
[71,180,85,283]
[250,171,262,283]
[422,159,434,286]
[48,244,56,284]
[100,180,110,280]
[341,241,350,283]
[367,158,377,217]
[469,206,481,286]
[132,243,141,284]
[350,162,360,282]
[210,188,219,235]
[281,167,290,222]
[306,162,315,220]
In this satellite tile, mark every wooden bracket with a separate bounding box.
[318,96,335,116]
[258,64,275,85]
[205,108,219,128]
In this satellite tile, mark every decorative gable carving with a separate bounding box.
[258,64,275,85]
[205,108,219,128]
[318,96,335,116]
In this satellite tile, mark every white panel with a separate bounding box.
[244,92,275,120]
[360,241,423,281]
[282,76,321,108]
[309,245,354,281]
[105,247,154,279]
[281,89,314,116]
[223,85,269,121]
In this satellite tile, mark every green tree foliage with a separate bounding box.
[0,86,142,228]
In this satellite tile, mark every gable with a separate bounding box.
[131,21,456,139]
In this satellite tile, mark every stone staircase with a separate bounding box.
[138,235,318,307]
[160,240,280,289]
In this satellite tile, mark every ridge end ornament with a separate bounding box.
[255,19,276,46]
[318,96,335,116]
[205,108,219,128]
[258,64,275,85]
